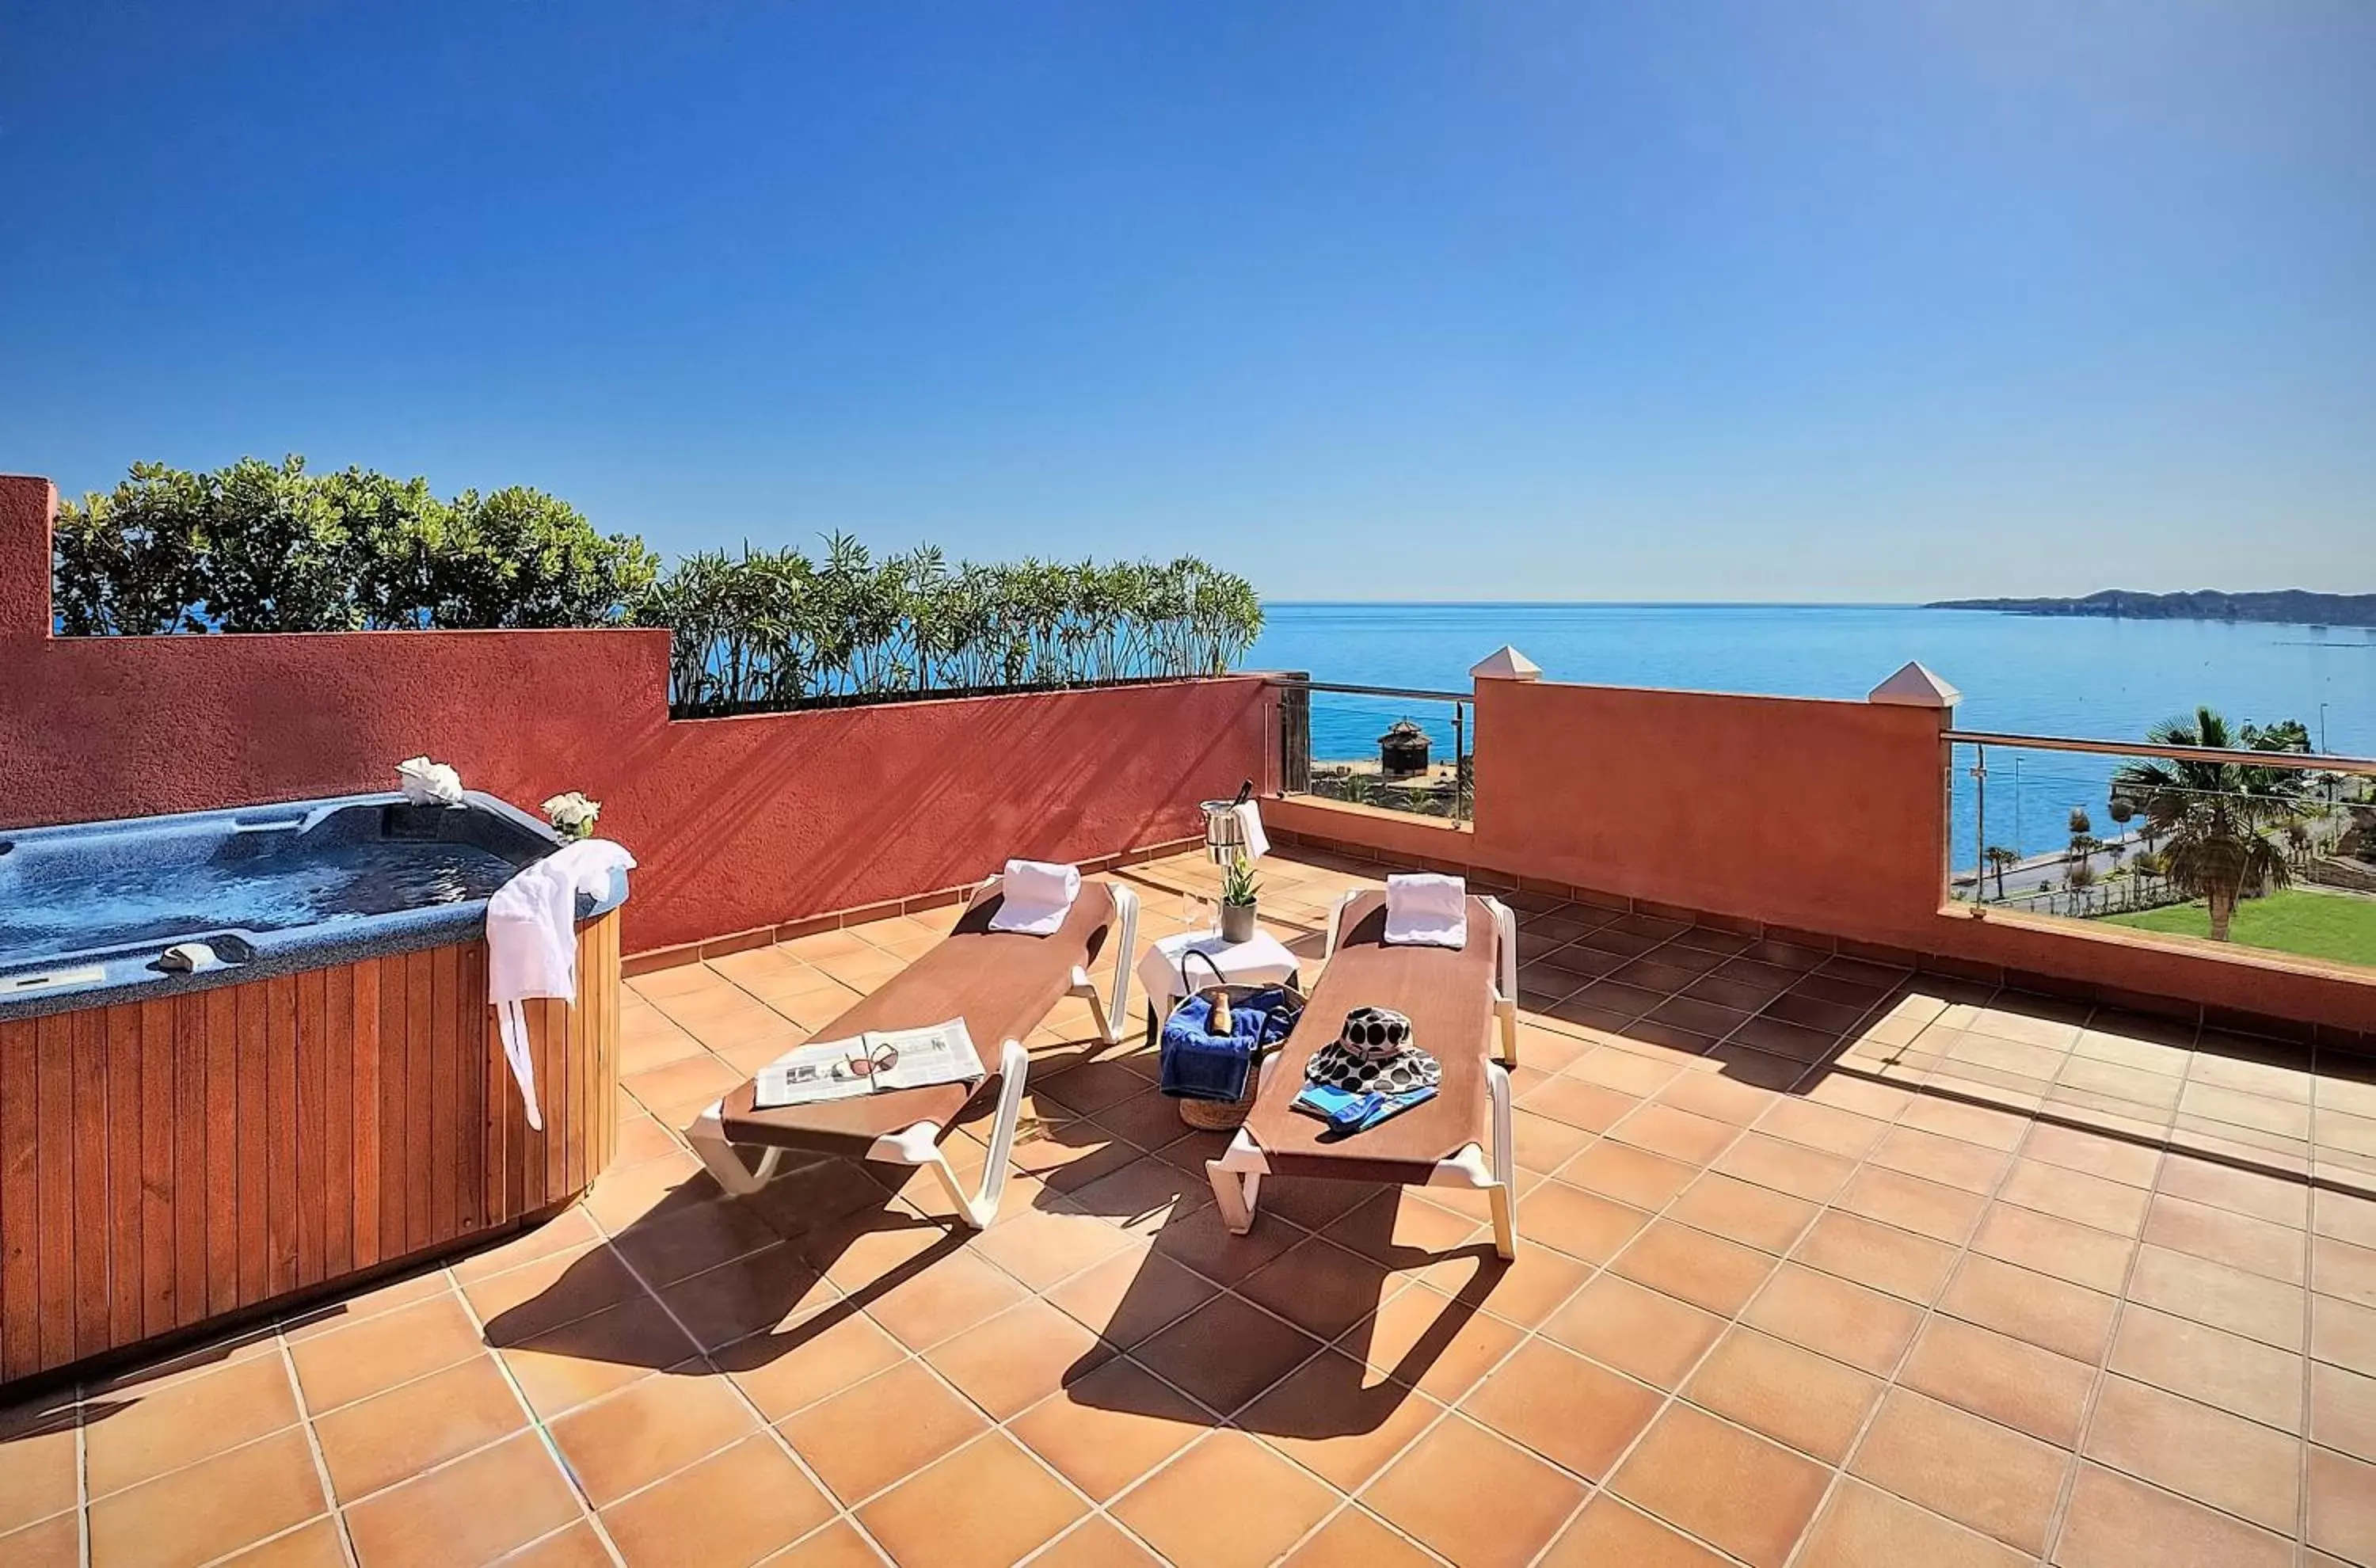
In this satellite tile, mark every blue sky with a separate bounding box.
[2,1,2370,599]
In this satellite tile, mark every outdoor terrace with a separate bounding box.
[6,843,2375,1568]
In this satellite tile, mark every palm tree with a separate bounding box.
[1982,846,2020,900]
[2109,707,2308,942]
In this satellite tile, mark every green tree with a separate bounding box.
[433,487,657,629]
[200,455,363,631]
[51,462,211,634]
[51,457,654,633]
[2245,719,2313,753]
[1982,845,2020,900]
[2107,794,2138,858]
[327,466,451,629]
[2109,707,2308,942]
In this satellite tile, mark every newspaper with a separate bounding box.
[749,1018,985,1109]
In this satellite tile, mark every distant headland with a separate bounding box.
[1926,589,2376,627]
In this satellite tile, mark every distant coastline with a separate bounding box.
[1926,588,2376,628]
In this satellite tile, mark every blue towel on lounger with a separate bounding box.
[1159,988,1297,1102]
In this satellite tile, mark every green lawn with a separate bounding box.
[2101,888,2376,966]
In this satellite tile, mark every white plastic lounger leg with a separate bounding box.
[1063,882,1137,1047]
[1209,1163,1261,1234]
[1207,1129,1267,1235]
[921,1147,979,1224]
[1487,896,1521,1066]
[1071,966,1113,1048]
[969,1037,1031,1225]
[1206,1053,1277,1234]
[687,1101,787,1197]
[1323,889,1359,958]
[1106,882,1137,1043]
[868,1038,1028,1229]
[1487,1060,1517,1259]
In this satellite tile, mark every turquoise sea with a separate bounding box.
[1247,603,2375,873]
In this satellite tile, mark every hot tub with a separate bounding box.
[0,792,629,1388]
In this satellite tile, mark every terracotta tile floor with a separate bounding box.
[8,844,2376,1566]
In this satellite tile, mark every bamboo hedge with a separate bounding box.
[634,536,1263,716]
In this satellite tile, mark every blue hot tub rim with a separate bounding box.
[0,790,630,1022]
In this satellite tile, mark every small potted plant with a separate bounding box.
[541,790,602,840]
[1220,852,1259,942]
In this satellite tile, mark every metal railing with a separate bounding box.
[1945,729,2376,962]
[1946,730,2376,773]
[1269,676,1472,822]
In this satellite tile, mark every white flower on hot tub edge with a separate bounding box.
[396,755,465,806]
[542,791,602,839]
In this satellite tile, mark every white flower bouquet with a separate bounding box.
[542,791,602,839]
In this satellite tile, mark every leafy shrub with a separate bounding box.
[53,457,1265,713]
[434,487,661,629]
[634,534,1263,715]
[50,462,211,634]
[52,457,657,633]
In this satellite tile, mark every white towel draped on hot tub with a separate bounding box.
[487,839,637,1129]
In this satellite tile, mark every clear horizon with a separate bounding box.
[4,2,2371,600]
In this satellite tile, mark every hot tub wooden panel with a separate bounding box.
[0,909,620,1387]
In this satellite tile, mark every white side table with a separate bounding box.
[1137,929,1302,1044]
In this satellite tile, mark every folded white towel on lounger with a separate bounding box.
[988,859,1081,936]
[1384,873,1467,949]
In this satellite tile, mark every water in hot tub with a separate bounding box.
[0,838,522,964]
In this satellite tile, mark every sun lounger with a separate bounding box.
[687,872,1138,1227]
[1206,889,1521,1258]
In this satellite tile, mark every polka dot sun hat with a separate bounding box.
[1304,1007,1441,1095]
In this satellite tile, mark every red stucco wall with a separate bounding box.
[2,476,1275,953]
[1472,676,1953,936]
[1293,675,2376,1037]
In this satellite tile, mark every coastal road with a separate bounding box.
[1950,832,2147,902]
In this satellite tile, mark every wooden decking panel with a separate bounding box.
[0,911,620,1387]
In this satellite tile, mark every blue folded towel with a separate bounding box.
[1159,988,1297,1102]
[1293,1082,1438,1135]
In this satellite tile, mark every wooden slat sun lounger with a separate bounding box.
[1207,889,1521,1257]
[688,873,1137,1227]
